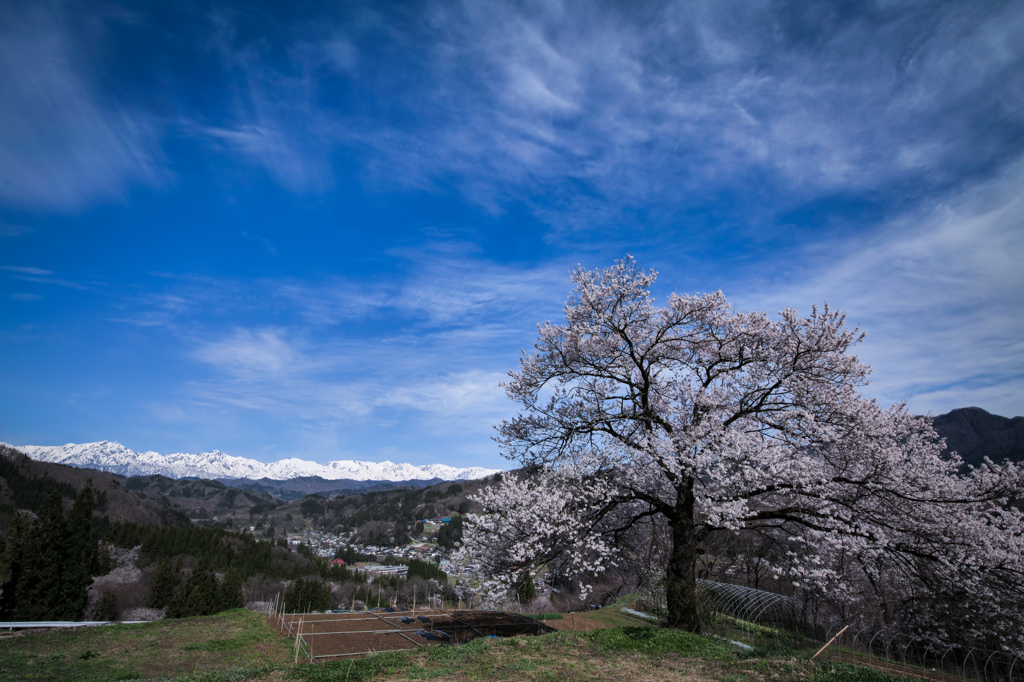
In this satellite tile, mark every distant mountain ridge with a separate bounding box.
[5,440,502,483]
[931,407,1024,467]
[8,406,1018,484]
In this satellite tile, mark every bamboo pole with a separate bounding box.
[294,616,305,664]
[813,625,850,659]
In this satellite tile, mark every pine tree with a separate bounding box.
[217,570,243,612]
[182,559,218,616]
[285,578,331,613]
[514,572,537,603]
[146,557,178,609]
[0,513,30,619]
[62,480,95,619]
[15,493,70,620]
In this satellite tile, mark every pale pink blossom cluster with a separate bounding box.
[457,257,1024,647]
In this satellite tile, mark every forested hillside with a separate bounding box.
[0,444,188,533]
[933,407,1024,467]
[0,444,489,624]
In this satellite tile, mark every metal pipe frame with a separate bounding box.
[940,644,956,676]
[868,629,885,660]
[963,647,977,682]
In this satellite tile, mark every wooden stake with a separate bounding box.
[294,616,304,663]
[812,625,850,660]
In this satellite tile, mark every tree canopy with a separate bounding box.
[459,257,1024,646]
[0,481,97,621]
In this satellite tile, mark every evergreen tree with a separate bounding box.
[514,572,537,603]
[16,493,71,620]
[62,480,95,619]
[182,559,219,617]
[285,578,331,612]
[436,515,464,549]
[146,557,178,609]
[0,513,30,619]
[217,570,243,612]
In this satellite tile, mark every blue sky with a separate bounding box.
[1,0,1023,470]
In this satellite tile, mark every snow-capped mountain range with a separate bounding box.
[6,441,503,482]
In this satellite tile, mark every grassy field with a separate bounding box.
[0,608,291,681]
[289,627,916,682]
[0,608,919,682]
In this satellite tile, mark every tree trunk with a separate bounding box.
[665,480,701,631]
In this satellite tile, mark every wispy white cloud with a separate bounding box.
[106,249,571,461]
[203,124,332,193]
[730,156,1024,417]
[286,0,1024,235]
[240,230,277,255]
[0,265,88,289]
[0,3,164,211]
[0,266,53,275]
[0,223,32,237]
[192,327,302,377]
[191,12,338,194]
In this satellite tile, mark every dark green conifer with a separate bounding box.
[0,513,30,619]
[63,480,95,619]
[514,572,537,603]
[16,492,70,620]
[217,569,243,612]
[146,557,178,609]
[183,559,218,616]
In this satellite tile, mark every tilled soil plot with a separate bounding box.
[278,609,554,660]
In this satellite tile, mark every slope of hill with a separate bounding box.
[932,407,1024,467]
[0,444,188,532]
[9,440,502,482]
[217,475,444,500]
[122,475,284,521]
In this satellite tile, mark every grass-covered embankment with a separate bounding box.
[0,608,291,681]
[292,627,919,682]
[0,608,921,682]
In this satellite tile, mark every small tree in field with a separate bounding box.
[459,258,1024,639]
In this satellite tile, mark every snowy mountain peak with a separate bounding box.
[6,441,503,482]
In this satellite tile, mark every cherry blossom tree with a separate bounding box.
[459,257,1024,639]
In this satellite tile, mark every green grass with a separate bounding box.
[813,662,918,682]
[181,638,248,652]
[0,607,921,682]
[586,625,737,658]
[283,630,913,682]
[0,609,291,681]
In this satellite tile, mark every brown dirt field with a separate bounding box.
[278,609,554,659]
